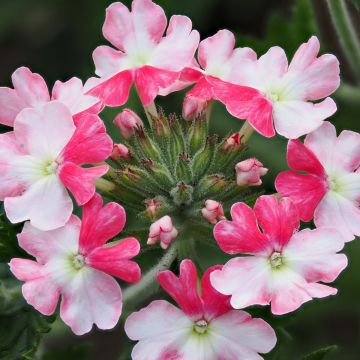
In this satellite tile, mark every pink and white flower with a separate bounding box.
[0,67,102,127]
[147,215,178,249]
[235,158,268,187]
[275,121,360,241]
[125,259,276,360]
[114,108,143,139]
[9,194,141,335]
[212,195,347,315]
[201,200,226,224]
[0,101,112,231]
[212,36,340,138]
[87,0,200,107]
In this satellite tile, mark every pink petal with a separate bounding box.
[257,46,288,79]
[58,163,109,205]
[214,202,270,255]
[4,176,73,231]
[157,259,203,320]
[0,88,26,126]
[60,269,122,335]
[60,113,113,165]
[334,129,360,172]
[273,98,337,139]
[87,237,141,283]
[254,195,300,250]
[275,171,327,222]
[79,193,126,254]
[186,77,214,101]
[134,66,179,106]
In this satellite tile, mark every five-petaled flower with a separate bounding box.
[9,193,141,335]
[0,101,112,230]
[125,259,277,360]
[275,121,360,241]
[211,195,347,315]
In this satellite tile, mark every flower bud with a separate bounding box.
[114,109,143,139]
[201,200,226,224]
[147,216,178,249]
[170,181,193,206]
[111,144,130,160]
[144,198,162,219]
[223,133,241,152]
[182,95,208,121]
[235,158,268,187]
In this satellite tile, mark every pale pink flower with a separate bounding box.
[201,200,226,224]
[212,36,340,138]
[111,143,130,160]
[9,194,141,335]
[276,121,360,241]
[0,101,112,231]
[125,259,276,360]
[236,158,268,187]
[0,67,102,127]
[182,94,208,120]
[87,0,199,107]
[212,195,347,315]
[147,215,178,249]
[114,109,143,139]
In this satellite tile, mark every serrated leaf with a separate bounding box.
[301,345,338,360]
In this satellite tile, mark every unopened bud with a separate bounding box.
[170,181,194,206]
[223,133,241,152]
[114,109,143,139]
[111,144,130,160]
[147,216,178,249]
[197,175,227,197]
[235,158,268,187]
[182,95,208,121]
[144,198,162,218]
[176,153,193,183]
[201,200,226,224]
[192,135,217,178]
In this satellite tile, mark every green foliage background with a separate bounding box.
[0,0,359,359]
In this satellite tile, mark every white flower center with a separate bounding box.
[327,174,343,193]
[72,254,85,270]
[270,252,283,269]
[193,320,208,334]
[44,160,58,175]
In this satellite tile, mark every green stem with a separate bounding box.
[144,101,158,126]
[327,0,360,82]
[238,121,255,144]
[94,178,116,193]
[205,100,214,124]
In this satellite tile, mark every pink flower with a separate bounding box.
[212,36,340,138]
[87,0,199,107]
[223,132,241,151]
[0,101,112,230]
[9,194,141,335]
[114,109,143,139]
[275,121,360,241]
[212,195,347,315]
[236,158,268,187]
[125,259,276,359]
[182,94,208,120]
[111,144,130,160]
[147,215,178,249]
[0,67,102,127]
[201,200,226,224]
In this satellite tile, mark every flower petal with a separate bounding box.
[0,88,26,126]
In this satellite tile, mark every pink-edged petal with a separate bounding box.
[210,310,277,357]
[60,269,122,335]
[288,36,320,71]
[79,193,126,254]
[214,202,270,255]
[0,88,26,126]
[14,101,75,158]
[11,67,50,106]
[9,259,60,316]
[273,98,337,139]
[86,70,133,107]
[125,300,192,360]
[284,228,347,283]
[134,66,179,106]
[257,46,288,80]
[87,237,141,283]
[157,259,203,320]
[186,77,214,101]
[150,15,200,72]
[315,192,360,242]
[254,195,300,250]
[17,216,80,263]
[4,176,73,231]
[58,163,109,205]
[275,171,327,222]
[60,113,112,165]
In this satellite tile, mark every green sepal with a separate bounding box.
[175,153,193,184]
[188,116,208,156]
[192,135,218,179]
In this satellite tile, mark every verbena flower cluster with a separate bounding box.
[0,0,359,359]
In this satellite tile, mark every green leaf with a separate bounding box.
[301,345,338,360]
[352,0,360,11]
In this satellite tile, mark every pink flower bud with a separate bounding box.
[147,216,178,250]
[111,144,130,160]
[182,95,207,121]
[114,109,143,139]
[201,200,226,224]
[223,133,241,151]
[235,158,268,187]
[144,199,162,218]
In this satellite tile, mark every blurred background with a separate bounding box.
[0,0,359,359]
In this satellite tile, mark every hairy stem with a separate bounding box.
[327,0,360,82]
[144,101,158,125]
[238,121,255,144]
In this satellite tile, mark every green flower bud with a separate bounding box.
[170,181,194,206]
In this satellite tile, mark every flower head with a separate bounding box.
[212,195,347,315]
[9,193,141,335]
[275,121,360,241]
[125,259,276,359]
[235,158,268,186]
[147,215,178,249]
[0,101,112,230]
